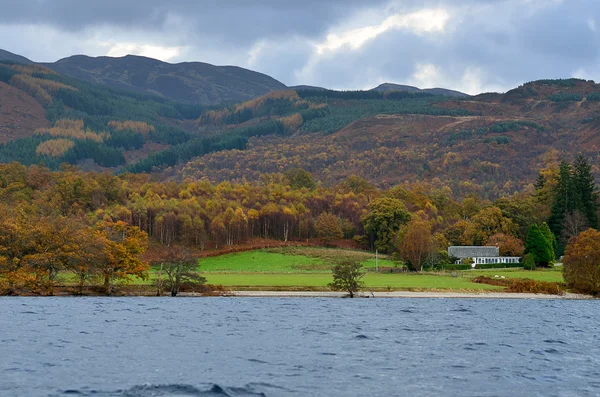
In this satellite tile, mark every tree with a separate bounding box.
[524,224,553,267]
[523,253,536,271]
[539,222,556,262]
[160,247,206,297]
[97,220,149,295]
[548,161,576,245]
[285,168,316,190]
[328,261,365,298]
[363,197,411,252]
[572,154,598,229]
[397,216,433,272]
[486,233,525,257]
[563,228,600,294]
[315,212,343,243]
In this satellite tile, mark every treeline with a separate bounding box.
[3,154,597,292]
[296,89,435,101]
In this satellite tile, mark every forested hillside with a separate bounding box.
[2,57,600,204]
[180,79,600,199]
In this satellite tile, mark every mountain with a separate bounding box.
[41,54,287,105]
[0,49,33,65]
[371,83,469,98]
[177,78,600,198]
[2,54,600,200]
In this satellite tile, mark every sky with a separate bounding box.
[1,0,598,95]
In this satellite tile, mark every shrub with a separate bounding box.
[523,253,536,271]
[473,276,564,295]
[475,262,522,270]
[563,228,600,295]
[439,264,472,271]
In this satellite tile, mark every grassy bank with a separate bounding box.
[143,248,563,292]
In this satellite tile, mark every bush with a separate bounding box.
[523,253,536,271]
[475,262,522,270]
[439,264,472,271]
[473,276,564,295]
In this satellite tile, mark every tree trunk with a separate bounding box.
[156,263,163,296]
[104,274,112,296]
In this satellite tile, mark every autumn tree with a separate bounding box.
[363,197,411,252]
[97,220,149,295]
[486,233,525,257]
[563,228,600,294]
[328,261,365,298]
[315,212,343,243]
[397,215,433,272]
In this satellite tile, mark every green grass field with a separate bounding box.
[67,248,563,292]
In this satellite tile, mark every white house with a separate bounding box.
[448,246,521,268]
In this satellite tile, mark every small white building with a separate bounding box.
[448,246,521,268]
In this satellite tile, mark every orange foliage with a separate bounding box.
[11,64,58,76]
[9,74,76,106]
[199,90,319,125]
[36,139,75,157]
[36,119,110,143]
[279,113,304,131]
[108,120,155,134]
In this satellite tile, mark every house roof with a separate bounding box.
[448,246,499,258]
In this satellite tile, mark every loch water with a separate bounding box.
[1,297,599,397]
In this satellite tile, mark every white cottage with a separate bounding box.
[448,246,521,268]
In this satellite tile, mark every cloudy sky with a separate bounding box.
[1,0,598,94]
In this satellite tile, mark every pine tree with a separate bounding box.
[573,154,598,229]
[548,162,574,238]
[524,224,553,267]
[539,222,556,263]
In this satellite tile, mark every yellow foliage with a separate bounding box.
[9,74,76,107]
[36,139,75,157]
[10,64,58,76]
[199,90,316,125]
[35,119,110,143]
[108,120,155,134]
[279,113,304,131]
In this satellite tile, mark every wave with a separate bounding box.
[56,383,274,397]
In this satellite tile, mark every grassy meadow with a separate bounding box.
[139,247,564,292]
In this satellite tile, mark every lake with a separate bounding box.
[1,297,599,396]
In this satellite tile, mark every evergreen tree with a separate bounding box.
[572,154,598,229]
[548,162,574,237]
[524,224,553,267]
[539,222,556,263]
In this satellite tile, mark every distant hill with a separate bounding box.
[41,54,287,105]
[0,49,33,65]
[371,83,469,98]
[289,85,327,91]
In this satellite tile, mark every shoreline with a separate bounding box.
[190,291,593,300]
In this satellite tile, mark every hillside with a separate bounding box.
[371,83,468,98]
[42,54,287,105]
[2,59,600,201]
[0,49,33,65]
[176,79,600,198]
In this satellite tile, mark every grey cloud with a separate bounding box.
[1,0,600,93]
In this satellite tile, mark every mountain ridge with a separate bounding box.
[371,82,469,98]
